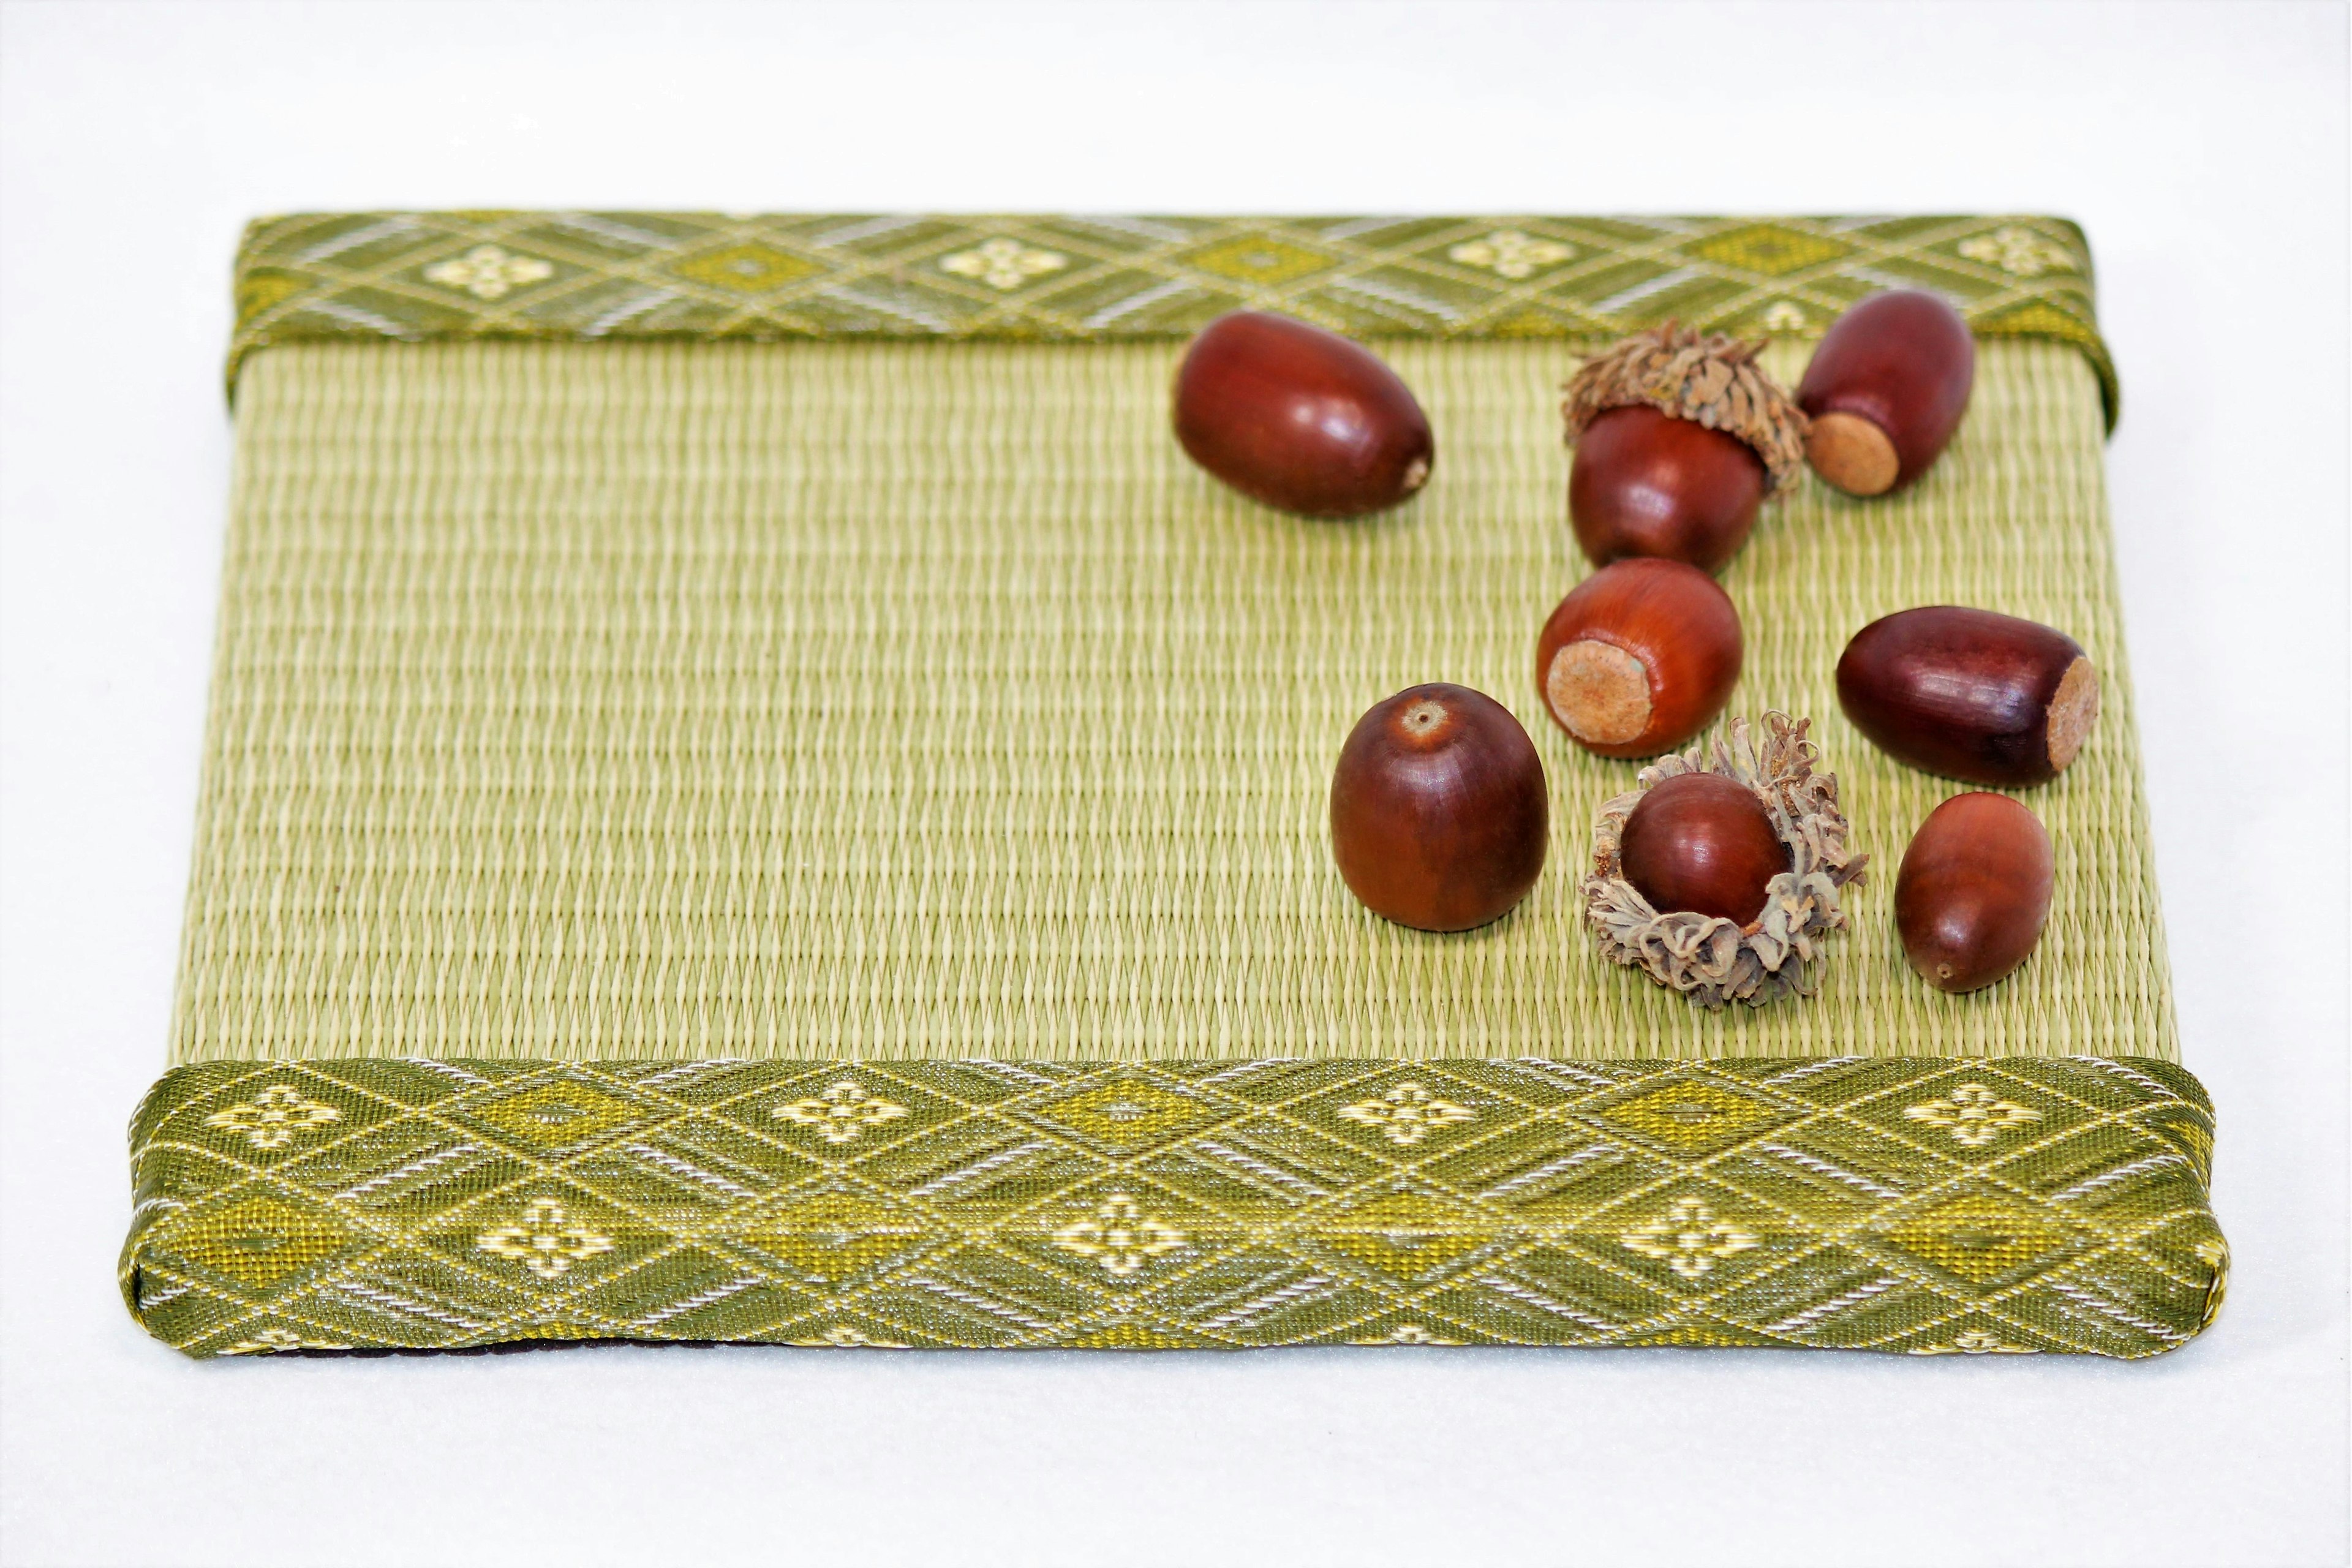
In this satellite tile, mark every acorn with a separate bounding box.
[1583,714,1865,1008]
[1798,290,1975,496]
[1174,311,1434,518]
[1838,606,2100,786]
[1896,793,2054,992]
[1330,683,1548,932]
[1535,558,1743,759]
[1561,323,1809,573]
[1618,772,1789,925]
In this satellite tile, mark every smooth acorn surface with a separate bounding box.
[1837,606,2100,786]
[1896,792,2054,992]
[1330,684,1548,932]
[1619,772,1789,925]
[1798,290,1975,496]
[1569,405,1766,574]
[1535,558,1743,759]
[1174,311,1434,518]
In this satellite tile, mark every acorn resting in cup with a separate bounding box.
[1583,714,1866,1008]
[1330,683,1548,932]
[1561,324,1810,573]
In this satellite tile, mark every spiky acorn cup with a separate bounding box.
[1561,325,1811,573]
[1562,323,1812,488]
[1584,714,1867,1008]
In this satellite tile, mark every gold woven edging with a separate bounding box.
[125,1055,2221,1359]
[227,213,2117,426]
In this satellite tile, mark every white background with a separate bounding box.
[1,4,2345,1564]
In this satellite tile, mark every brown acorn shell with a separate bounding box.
[1582,714,1868,1008]
[1562,323,1811,495]
[1175,311,1433,518]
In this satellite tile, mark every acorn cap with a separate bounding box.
[1583,713,1868,1008]
[1562,325,1811,495]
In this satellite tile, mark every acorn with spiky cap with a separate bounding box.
[1584,713,1867,1009]
[1561,324,1810,575]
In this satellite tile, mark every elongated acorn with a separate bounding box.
[1896,792,2054,992]
[1798,290,1975,496]
[1175,311,1433,518]
[1837,606,2099,786]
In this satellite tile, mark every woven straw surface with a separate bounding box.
[173,337,2171,1065]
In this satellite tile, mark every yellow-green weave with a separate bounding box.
[126,213,2218,1360]
[125,1056,2220,1358]
[227,212,2116,420]
[173,337,2166,1065]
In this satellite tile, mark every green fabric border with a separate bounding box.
[153,217,2200,1363]
[126,1056,2222,1359]
[227,213,2118,428]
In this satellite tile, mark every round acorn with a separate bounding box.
[1619,771,1790,925]
[1561,324,1810,573]
[1330,683,1548,932]
[1174,311,1434,518]
[1535,557,1743,759]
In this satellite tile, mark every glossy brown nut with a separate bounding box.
[1896,792,2054,992]
[1797,290,1975,496]
[1837,606,2100,786]
[1330,683,1548,932]
[1174,311,1434,518]
[1619,772,1789,925]
[1569,405,1766,574]
[1534,558,1743,759]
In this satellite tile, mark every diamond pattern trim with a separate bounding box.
[123,1057,2221,1359]
[227,213,2116,424]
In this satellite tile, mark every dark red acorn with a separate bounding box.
[1330,684,1548,932]
[1837,606,2100,786]
[1569,405,1766,574]
[1561,326,1808,574]
[1896,792,2054,992]
[1174,311,1433,518]
[1534,559,1743,759]
[1798,290,1976,496]
[1618,772,1789,925]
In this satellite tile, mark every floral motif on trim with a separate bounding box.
[1621,1196,1760,1280]
[423,244,554,301]
[1903,1084,2041,1148]
[1337,1082,1475,1146]
[1958,226,2077,277]
[204,1085,342,1150]
[772,1080,910,1144]
[1448,229,1572,279]
[1052,1192,1185,1278]
[476,1196,615,1280]
[939,238,1068,291]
